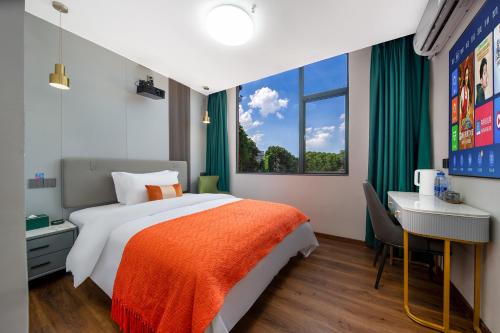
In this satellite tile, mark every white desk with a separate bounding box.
[388,192,490,333]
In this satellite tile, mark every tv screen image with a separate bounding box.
[449,0,500,179]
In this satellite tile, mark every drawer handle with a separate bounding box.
[30,261,51,270]
[29,244,50,252]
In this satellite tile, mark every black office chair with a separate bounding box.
[363,181,444,289]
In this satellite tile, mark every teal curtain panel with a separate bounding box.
[206,91,230,192]
[365,35,431,247]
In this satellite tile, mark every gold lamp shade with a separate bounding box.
[202,110,211,124]
[49,63,70,90]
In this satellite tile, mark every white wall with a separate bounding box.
[190,90,207,192]
[227,47,371,239]
[0,1,28,332]
[430,1,500,331]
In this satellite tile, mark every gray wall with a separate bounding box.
[0,1,28,332]
[430,1,500,331]
[190,90,207,192]
[169,79,191,189]
[226,47,371,239]
[25,13,169,219]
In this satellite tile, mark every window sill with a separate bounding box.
[235,172,349,176]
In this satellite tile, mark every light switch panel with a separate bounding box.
[28,178,56,189]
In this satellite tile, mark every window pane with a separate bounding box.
[304,54,347,95]
[305,96,346,173]
[238,69,299,173]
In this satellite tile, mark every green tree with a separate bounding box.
[238,125,260,172]
[263,146,298,172]
[305,150,345,172]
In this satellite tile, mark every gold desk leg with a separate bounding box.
[443,239,451,332]
[473,244,483,333]
[403,232,458,333]
[404,231,409,312]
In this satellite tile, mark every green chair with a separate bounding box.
[198,175,229,194]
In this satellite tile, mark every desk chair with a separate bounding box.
[363,181,443,289]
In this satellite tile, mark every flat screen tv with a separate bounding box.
[449,0,500,179]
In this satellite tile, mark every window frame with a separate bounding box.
[236,54,349,176]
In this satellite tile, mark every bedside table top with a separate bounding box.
[26,221,77,240]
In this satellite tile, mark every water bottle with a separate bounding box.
[434,172,439,197]
[434,171,448,199]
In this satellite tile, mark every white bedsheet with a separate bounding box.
[67,194,318,333]
[69,193,200,228]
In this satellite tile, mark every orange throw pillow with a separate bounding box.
[145,184,183,201]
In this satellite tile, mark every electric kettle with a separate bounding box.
[414,169,437,196]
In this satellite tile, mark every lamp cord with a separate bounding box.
[59,11,62,63]
[204,95,207,115]
[58,9,64,219]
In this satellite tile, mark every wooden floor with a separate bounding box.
[29,235,475,333]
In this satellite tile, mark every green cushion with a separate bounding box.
[198,175,220,194]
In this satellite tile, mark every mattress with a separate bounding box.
[67,194,318,333]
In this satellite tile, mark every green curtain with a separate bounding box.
[206,91,230,192]
[365,35,431,247]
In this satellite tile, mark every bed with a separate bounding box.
[63,158,319,333]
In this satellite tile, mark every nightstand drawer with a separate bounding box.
[27,231,74,259]
[28,248,69,279]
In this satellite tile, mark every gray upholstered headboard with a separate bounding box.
[62,158,188,208]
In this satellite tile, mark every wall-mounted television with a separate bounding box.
[449,0,500,179]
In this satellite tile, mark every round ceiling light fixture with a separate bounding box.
[206,5,254,46]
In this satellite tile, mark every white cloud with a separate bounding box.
[339,113,345,131]
[305,126,335,147]
[339,121,345,131]
[248,87,288,118]
[239,104,263,131]
[250,132,264,144]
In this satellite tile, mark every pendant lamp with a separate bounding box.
[202,86,211,124]
[49,1,70,90]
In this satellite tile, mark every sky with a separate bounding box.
[238,54,347,156]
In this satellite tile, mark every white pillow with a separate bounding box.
[111,170,179,205]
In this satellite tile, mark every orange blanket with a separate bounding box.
[111,199,308,333]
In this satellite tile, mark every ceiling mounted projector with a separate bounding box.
[136,75,165,100]
[206,5,254,46]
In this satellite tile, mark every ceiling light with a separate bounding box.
[206,5,254,46]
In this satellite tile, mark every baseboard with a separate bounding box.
[435,267,491,333]
[449,282,491,333]
[314,232,365,246]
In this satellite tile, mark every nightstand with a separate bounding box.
[26,221,77,281]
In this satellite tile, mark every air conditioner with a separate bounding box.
[413,0,474,57]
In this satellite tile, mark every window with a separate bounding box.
[237,54,348,174]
